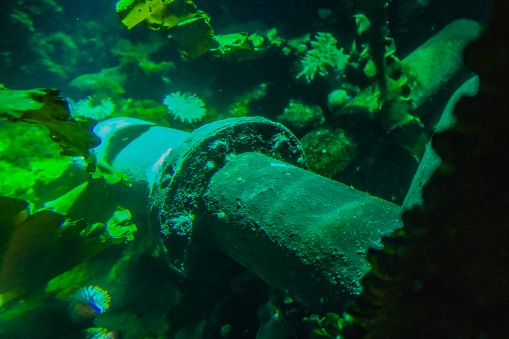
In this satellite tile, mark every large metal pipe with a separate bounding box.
[94,117,402,312]
[88,20,481,313]
[203,152,402,311]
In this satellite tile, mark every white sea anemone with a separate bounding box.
[70,96,115,121]
[163,91,206,123]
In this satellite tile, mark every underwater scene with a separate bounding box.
[2,0,508,338]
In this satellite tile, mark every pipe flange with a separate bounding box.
[150,117,307,276]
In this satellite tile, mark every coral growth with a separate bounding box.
[30,32,79,79]
[70,67,126,97]
[277,99,325,135]
[301,126,357,178]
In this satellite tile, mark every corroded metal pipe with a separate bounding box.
[203,152,402,311]
[94,117,402,311]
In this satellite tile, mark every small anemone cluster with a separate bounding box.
[163,91,206,123]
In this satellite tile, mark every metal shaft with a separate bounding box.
[203,152,402,311]
[95,117,402,312]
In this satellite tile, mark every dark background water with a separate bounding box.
[0,0,488,98]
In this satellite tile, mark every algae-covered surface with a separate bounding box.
[0,1,491,338]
